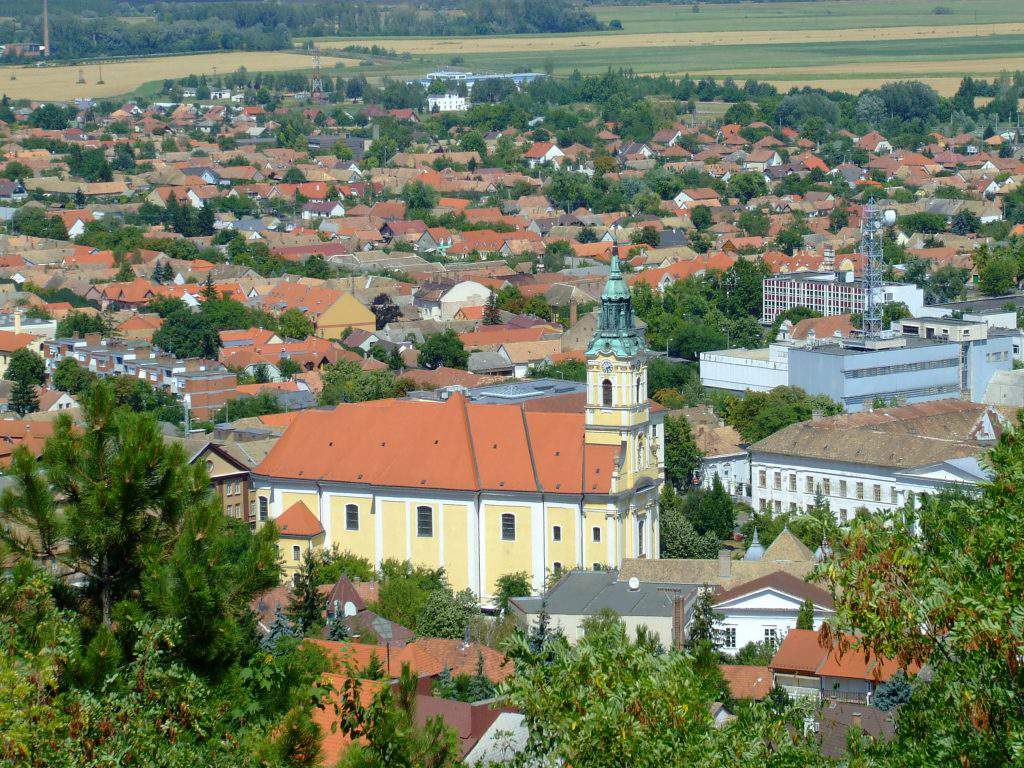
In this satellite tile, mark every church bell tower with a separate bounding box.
[585,251,650,452]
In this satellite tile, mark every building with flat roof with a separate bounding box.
[762,271,923,324]
[699,344,790,394]
[788,334,963,412]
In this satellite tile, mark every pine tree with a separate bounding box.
[115,260,135,282]
[201,271,217,302]
[361,652,385,680]
[796,598,815,630]
[685,587,723,650]
[482,293,501,325]
[433,665,455,698]
[466,651,495,701]
[262,606,298,654]
[196,202,215,236]
[286,549,327,634]
[9,376,38,417]
[326,613,350,641]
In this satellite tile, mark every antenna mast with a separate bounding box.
[310,45,325,103]
[860,198,884,337]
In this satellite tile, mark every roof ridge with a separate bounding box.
[520,404,543,493]
[460,396,483,491]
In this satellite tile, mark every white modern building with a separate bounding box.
[427,93,469,113]
[699,344,791,394]
[748,399,1006,523]
[761,271,924,324]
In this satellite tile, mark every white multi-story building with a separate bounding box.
[427,93,469,112]
[748,399,1005,523]
[761,271,923,324]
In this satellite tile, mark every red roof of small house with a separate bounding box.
[720,665,772,700]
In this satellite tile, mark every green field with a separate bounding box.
[301,0,1024,95]
[589,0,1010,34]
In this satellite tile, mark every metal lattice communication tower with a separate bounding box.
[310,46,325,102]
[860,198,884,337]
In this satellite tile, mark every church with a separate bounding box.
[252,254,664,599]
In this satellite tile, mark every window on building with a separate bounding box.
[592,526,602,543]
[789,502,797,512]
[758,470,766,488]
[773,500,781,513]
[292,545,300,561]
[890,487,898,504]
[553,562,562,574]
[873,484,882,502]
[805,476,814,493]
[759,498,767,512]
[501,513,516,541]
[773,472,781,490]
[822,478,831,496]
[840,508,849,523]
[593,563,601,571]
[417,506,433,537]
[552,525,562,542]
[259,497,268,521]
[722,627,737,649]
[637,519,645,557]
[839,480,847,497]
[345,504,359,531]
[764,626,778,644]
[856,482,864,500]
[789,474,796,491]
[602,378,613,407]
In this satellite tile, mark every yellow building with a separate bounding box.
[275,500,327,584]
[252,254,662,599]
[315,293,377,339]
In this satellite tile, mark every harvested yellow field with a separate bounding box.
[324,22,1024,55]
[0,51,357,101]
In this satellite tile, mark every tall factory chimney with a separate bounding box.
[42,0,50,57]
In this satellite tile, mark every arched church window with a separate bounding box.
[602,378,613,407]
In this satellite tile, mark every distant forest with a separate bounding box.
[0,0,604,60]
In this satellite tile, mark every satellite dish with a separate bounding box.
[883,209,897,226]
[628,576,640,591]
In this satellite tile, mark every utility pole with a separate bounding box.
[42,0,49,58]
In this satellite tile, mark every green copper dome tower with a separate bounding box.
[587,250,645,358]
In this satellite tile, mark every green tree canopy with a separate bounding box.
[3,347,45,386]
[418,330,469,370]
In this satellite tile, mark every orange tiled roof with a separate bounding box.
[274,500,324,537]
[255,393,618,494]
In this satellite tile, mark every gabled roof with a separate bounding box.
[713,570,833,609]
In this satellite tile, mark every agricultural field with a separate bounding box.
[0,51,358,101]
[304,0,1024,95]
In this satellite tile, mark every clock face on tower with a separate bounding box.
[601,360,613,373]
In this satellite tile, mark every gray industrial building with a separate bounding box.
[788,316,1015,412]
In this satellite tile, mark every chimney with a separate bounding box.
[718,552,732,579]
[569,298,578,326]
[13,311,21,335]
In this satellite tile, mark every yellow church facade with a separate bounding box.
[252,254,663,599]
